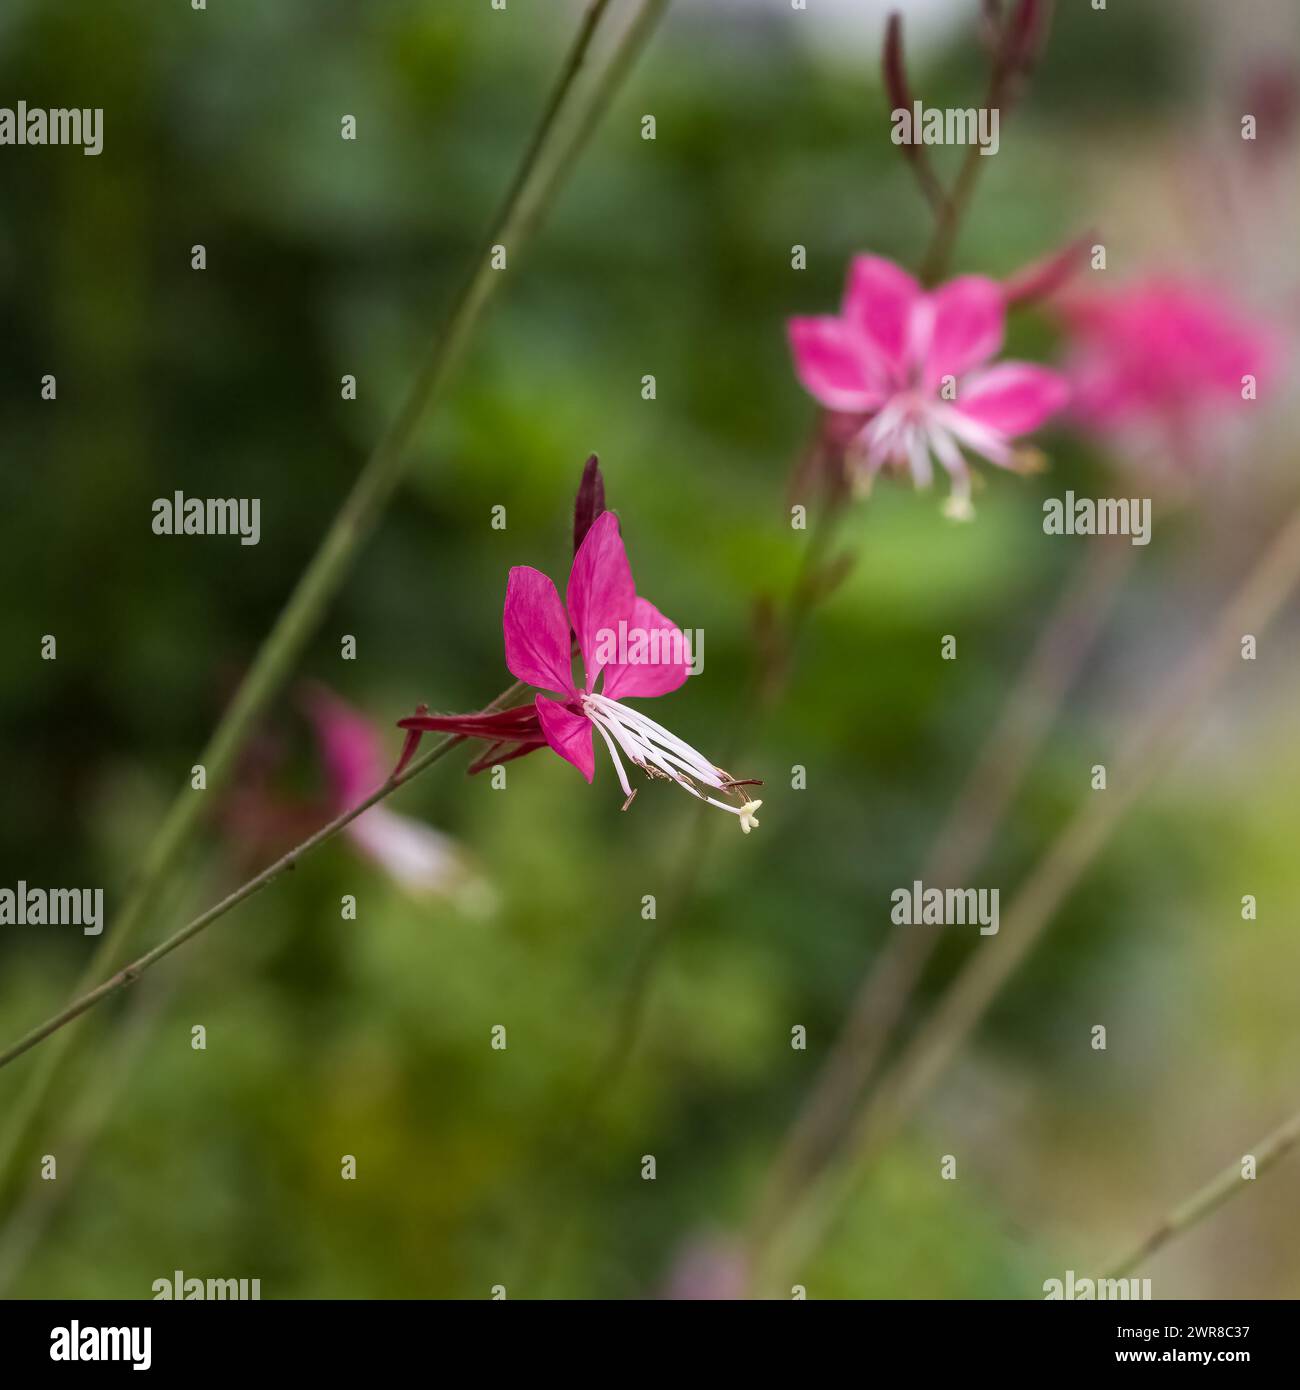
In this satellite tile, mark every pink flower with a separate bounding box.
[305,688,488,904]
[405,511,762,831]
[788,254,1069,518]
[1058,280,1280,470]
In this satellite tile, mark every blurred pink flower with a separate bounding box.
[660,1236,749,1301]
[305,688,489,905]
[402,511,762,829]
[1058,280,1280,471]
[788,254,1069,519]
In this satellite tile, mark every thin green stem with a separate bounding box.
[1104,1106,1300,1280]
[0,682,524,1076]
[0,0,639,1194]
[516,0,671,246]
[918,135,988,286]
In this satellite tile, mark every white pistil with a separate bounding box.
[582,692,759,831]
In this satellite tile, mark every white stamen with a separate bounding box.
[906,424,934,489]
[589,714,635,799]
[582,693,760,832]
[852,395,1001,520]
[927,422,975,520]
[935,403,1012,469]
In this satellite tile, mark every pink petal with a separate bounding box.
[503,565,577,697]
[923,275,1005,389]
[304,688,386,806]
[1059,280,1282,432]
[955,363,1070,436]
[535,695,595,783]
[842,255,921,376]
[787,317,883,412]
[602,597,692,701]
[397,705,544,742]
[566,511,635,692]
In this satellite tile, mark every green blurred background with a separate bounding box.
[2,0,1298,1298]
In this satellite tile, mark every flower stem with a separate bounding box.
[883,12,949,219]
[1104,1106,1300,1281]
[0,683,525,1077]
[0,0,650,1197]
[918,134,988,287]
[917,0,1051,285]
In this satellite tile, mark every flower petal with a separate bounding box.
[787,317,884,411]
[1059,281,1281,434]
[602,597,693,700]
[535,695,594,783]
[566,510,636,691]
[394,705,548,780]
[397,704,545,741]
[304,688,385,805]
[842,254,921,376]
[923,275,1005,388]
[955,363,1070,436]
[503,565,576,696]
